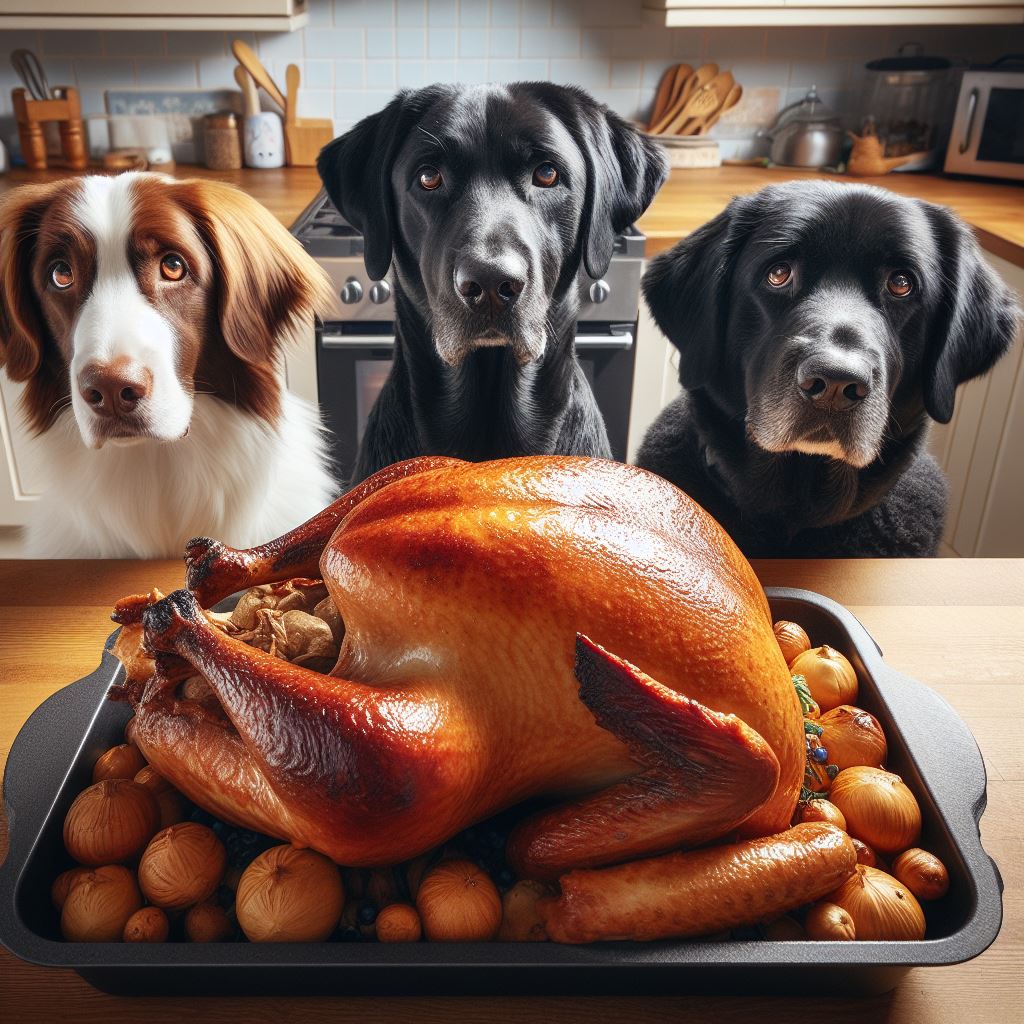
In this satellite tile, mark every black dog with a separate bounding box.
[317,83,667,484]
[637,181,1019,556]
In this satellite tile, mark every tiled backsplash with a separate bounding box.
[1,0,1021,160]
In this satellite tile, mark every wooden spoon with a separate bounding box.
[234,64,259,119]
[285,63,300,126]
[699,83,743,135]
[676,71,735,136]
[649,63,718,135]
[647,63,692,130]
[230,38,286,112]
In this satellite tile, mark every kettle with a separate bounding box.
[759,86,844,168]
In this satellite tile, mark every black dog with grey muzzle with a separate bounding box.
[637,181,1019,556]
[317,83,667,484]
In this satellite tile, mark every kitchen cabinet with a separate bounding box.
[628,254,1024,556]
[0,0,308,31]
[643,1,1024,28]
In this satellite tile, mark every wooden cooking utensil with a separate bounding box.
[234,64,260,119]
[230,38,287,112]
[649,63,718,135]
[699,83,743,135]
[647,63,691,130]
[281,61,334,167]
[677,71,735,136]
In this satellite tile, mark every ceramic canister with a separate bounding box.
[244,112,285,169]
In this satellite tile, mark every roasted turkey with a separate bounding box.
[114,456,803,879]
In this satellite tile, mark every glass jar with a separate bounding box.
[860,43,959,170]
[202,111,242,171]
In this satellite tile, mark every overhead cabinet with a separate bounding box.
[643,1,1024,27]
[0,1,308,31]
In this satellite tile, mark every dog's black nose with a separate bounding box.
[455,256,526,313]
[797,356,870,411]
[79,358,153,418]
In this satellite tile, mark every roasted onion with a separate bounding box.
[790,645,858,713]
[416,859,502,942]
[892,848,950,901]
[828,865,925,941]
[804,901,856,941]
[818,705,887,771]
[773,620,811,665]
[63,779,160,866]
[829,766,921,855]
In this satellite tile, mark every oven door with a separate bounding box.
[944,67,1024,180]
[316,322,636,482]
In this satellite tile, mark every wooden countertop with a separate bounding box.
[2,163,1022,266]
[0,557,1020,1023]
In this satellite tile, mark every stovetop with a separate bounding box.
[292,189,646,324]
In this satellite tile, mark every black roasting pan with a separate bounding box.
[0,588,1003,996]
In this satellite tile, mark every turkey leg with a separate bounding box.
[507,636,781,881]
[185,455,463,607]
[140,588,466,864]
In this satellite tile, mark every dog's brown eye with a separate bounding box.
[418,167,442,191]
[160,253,187,282]
[532,162,558,188]
[886,271,913,298]
[766,263,791,288]
[50,261,74,290]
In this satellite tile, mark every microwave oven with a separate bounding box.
[944,59,1024,180]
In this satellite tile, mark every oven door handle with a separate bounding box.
[320,331,635,351]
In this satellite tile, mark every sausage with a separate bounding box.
[539,822,857,943]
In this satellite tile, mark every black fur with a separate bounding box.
[637,181,1019,557]
[317,83,667,484]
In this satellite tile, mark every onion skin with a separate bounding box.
[773,620,811,666]
[539,822,857,944]
[63,780,160,866]
[138,823,226,910]
[795,799,847,831]
[851,838,881,869]
[376,903,423,943]
[829,766,922,855]
[186,902,234,942]
[235,845,344,942]
[61,865,142,942]
[93,744,147,783]
[123,906,170,943]
[805,901,857,941]
[893,848,950,901]
[416,859,502,942]
[790,646,858,713]
[51,867,90,910]
[818,706,887,772]
[829,865,925,941]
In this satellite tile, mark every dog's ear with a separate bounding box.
[642,200,745,391]
[0,181,70,433]
[921,203,1020,424]
[173,179,336,365]
[0,182,60,383]
[317,88,448,282]
[575,100,668,279]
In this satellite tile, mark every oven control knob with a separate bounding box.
[589,279,610,304]
[369,281,391,304]
[340,278,363,304]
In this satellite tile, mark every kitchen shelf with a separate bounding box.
[643,1,1024,27]
[0,0,308,31]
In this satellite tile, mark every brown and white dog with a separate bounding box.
[0,172,338,557]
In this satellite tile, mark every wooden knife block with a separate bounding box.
[12,86,88,171]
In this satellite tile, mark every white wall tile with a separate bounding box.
[297,89,335,118]
[39,30,103,56]
[197,57,238,88]
[75,58,135,89]
[488,59,549,83]
[365,60,395,88]
[459,28,488,59]
[135,59,199,88]
[521,27,578,58]
[305,59,334,89]
[367,28,396,58]
[397,0,427,25]
[611,59,641,89]
[257,32,303,62]
[459,0,489,27]
[104,31,163,57]
[521,0,553,26]
[764,27,825,59]
[490,0,520,28]
[705,27,764,59]
[426,59,457,80]
[397,59,427,86]
[428,27,456,57]
[336,59,366,88]
[164,31,226,58]
[336,1,395,28]
[549,58,607,89]
[397,26,426,57]
[305,28,364,58]
[427,0,457,27]
[456,59,489,84]
[788,59,849,92]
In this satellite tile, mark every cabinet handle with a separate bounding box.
[959,88,979,155]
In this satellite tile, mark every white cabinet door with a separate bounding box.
[0,376,42,527]
[628,284,682,462]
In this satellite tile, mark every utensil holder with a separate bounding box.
[12,86,88,171]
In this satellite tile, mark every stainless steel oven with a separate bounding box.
[944,57,1024,180]
[293,191,645,482]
